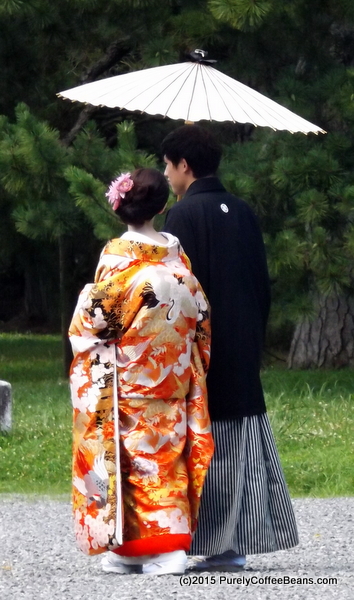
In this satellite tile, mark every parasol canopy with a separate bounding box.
[58,50,325,134]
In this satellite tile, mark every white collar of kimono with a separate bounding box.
[121,230,177,248]
[99,232,185,267]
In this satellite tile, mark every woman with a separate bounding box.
[68,168,213,576]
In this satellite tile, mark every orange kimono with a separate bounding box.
[69,233,213,556]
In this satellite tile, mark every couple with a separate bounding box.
[69,125,299,576]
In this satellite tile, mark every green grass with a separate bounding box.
[0,333,72,495]
[0,333,353,497]
[263,367,354,497]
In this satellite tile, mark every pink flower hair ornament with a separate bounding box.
[105,172,134,211]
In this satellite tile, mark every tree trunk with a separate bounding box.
[58,235,73,377]
[288,293,354,368]
[20,240,59,328]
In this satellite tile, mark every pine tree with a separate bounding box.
[3,0,354,368]
[0,105,160,372]
[212,0,354,366]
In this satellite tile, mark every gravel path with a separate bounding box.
[0,496,352,600]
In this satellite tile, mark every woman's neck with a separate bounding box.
[127,220,167,244]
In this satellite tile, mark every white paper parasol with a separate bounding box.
[58,50,325,134]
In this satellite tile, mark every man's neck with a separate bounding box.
[184,174,216,191]
[182,174,197,194]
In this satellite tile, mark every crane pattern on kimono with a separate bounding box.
[73,451,109,508]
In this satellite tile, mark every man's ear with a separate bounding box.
[180,158,192,174]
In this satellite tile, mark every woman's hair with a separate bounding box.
[114,168,169,226]
[161,124,222,178]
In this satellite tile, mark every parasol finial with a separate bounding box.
[187,49,217,65]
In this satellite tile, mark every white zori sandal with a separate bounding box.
[101,550,187,575]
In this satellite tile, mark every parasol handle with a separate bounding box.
[176,120,194,201]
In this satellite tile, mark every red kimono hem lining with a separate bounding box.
[112,533,191,556]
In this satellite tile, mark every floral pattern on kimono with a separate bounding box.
[69,236,213,556]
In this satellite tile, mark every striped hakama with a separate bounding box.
[190,414,299,556]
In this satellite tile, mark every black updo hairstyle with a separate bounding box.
[115,168,169,226]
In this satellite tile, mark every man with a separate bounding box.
[162,125,298,572]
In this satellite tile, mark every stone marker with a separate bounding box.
[0,380,12,433]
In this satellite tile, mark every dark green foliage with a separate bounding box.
[221,128,354,345]
[2,0,354,362]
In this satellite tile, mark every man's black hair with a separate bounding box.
[161,125,222,178]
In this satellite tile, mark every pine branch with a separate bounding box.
[83,39,132,84]
[61,105,97,147]
[61,38,132,147]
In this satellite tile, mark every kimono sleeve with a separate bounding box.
[68,254,143,355]
[185,340,213,532]
[194,282,211,374]
[180,251,211,371]
[165,205,200,274]
[184,285,213,532]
